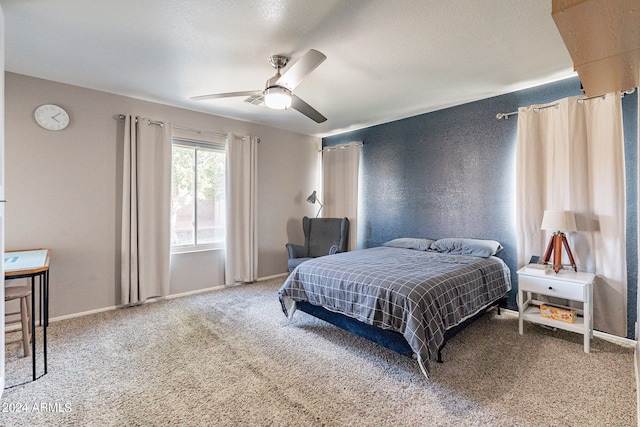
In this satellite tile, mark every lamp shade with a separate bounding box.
[306,191,318,204]
[540,210,577,232]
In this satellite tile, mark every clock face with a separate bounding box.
[34,104,70,130]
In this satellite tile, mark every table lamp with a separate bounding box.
[541,210,577,273]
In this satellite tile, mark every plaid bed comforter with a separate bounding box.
[279,246,511,363]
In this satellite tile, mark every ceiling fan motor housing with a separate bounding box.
[269,54,289,70]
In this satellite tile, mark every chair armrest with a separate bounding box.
[286,243,307,259]
[328,244,340,255]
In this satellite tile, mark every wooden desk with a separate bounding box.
[4,248,50,381]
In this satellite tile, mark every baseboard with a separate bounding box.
[595,329,637,348]
[49,304,119,323]
[258,272,289,281]
[162,283,240,300]
[45,274,289,324]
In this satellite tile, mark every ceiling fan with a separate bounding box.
[191,49,327,123]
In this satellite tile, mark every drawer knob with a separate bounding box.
[548,286,553,290]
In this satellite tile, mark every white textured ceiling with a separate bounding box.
[0,0,575,137]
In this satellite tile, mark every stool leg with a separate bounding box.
[26,294,32,345]
[20,296,31,357]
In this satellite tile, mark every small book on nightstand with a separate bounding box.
[523,263,551,275]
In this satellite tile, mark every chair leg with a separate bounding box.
[20,296,31,357]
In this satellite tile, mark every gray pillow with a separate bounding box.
[382,237,435,251]
[429,238,503,257]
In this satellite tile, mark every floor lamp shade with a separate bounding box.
[306,191,323,217]
[306,191,318,204]
[541,210,577,273]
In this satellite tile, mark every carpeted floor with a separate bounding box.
[1,278,636,426]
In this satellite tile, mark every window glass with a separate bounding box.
[196,148,225,244]
[172,146,195,246]
[171,138,225,251]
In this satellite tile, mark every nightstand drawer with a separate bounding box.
[518,274,585,301]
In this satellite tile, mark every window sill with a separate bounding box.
[171,246,224,255]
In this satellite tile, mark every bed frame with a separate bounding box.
[296,296,505,364]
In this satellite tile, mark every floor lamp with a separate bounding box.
[541,210,577,273]
[306,191,323,218]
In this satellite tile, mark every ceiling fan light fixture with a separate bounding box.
[263,86,292,110]
[192,49,326,122]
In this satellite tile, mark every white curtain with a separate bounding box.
[322,142,362,251]
[121,116,172,304]
[516,93,626,336]
[225,135,258,284]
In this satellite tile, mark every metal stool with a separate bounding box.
[5,285,32,357]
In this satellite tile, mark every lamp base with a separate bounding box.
[542,232,577,273]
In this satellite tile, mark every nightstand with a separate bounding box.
[517,267,595,353]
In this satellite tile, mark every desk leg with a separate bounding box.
[44,270,49,327]
[31,276,36,381]
[43,270,48,375]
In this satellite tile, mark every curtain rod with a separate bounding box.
[495,103,558,120]
[495,88,636,120]
[320,141,364,152]
[118,114,165,127]
[118,114,228,138]
[231,134,260,143]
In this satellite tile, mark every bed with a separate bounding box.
[278,237,512,378]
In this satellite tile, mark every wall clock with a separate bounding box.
[34,104,70,130]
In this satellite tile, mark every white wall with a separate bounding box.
[5,72,320,318]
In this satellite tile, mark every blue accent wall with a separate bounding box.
[323,77,639,339]
[623,89,638,339]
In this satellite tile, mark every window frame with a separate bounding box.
[171,136,226,253]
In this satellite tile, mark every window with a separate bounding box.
[171,137,226,252]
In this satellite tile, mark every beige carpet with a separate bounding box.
[2,278,636,426]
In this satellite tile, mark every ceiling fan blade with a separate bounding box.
[191,90,261,101]
[275,49,326,90]
[291,95,327,123]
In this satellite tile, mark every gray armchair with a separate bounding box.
[286,216,349,272]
